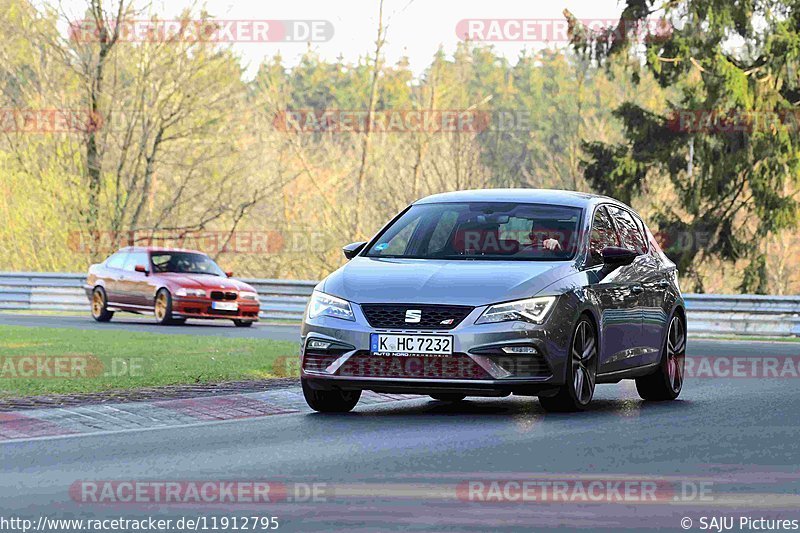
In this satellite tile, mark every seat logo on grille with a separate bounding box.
[404,309,422,323]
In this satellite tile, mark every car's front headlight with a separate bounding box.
[307,291,355,321]
[175,288,206,297]
[476,296,556,325]
[240,291,259,301]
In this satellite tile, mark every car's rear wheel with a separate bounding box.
[539,316,597,412]
[636,313,685,401]
[301,378,361,413]
[90,287,114,322]
[429,394,466,402]
[154,289,174,325]
[232,319,254,328]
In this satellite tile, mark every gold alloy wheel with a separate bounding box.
[155,292,168,321]
[92,290,104,317]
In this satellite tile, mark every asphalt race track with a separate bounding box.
[1,315,799,531]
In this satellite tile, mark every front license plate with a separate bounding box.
[212,301,238,311]
[370,334,453,356]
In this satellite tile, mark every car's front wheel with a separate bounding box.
[154,289,174,325]
[636,313,685,401]
[539,316,598,412]
[90,287,114,322]
[232,319,254,328]
[301,379,361,413]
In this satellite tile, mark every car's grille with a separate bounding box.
[210,291,237,301]
[360,304,473,330]
[337,353,489,380]
[485,355,552,378]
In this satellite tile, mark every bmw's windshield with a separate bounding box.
[365,202,583,260]
[150,252,226,276]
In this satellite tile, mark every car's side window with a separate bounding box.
[588,206,619,265]
[607,206,647,254]
[631,212,651,254]
[123,252,148,272]
[106,252,127,270]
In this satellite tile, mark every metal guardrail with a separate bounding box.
[1,272,799,337]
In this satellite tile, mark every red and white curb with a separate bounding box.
[0,388,418,442]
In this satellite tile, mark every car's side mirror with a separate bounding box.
[601,246,638,268]
[134,265,149,275]
[343,241,367,260]
[225,271,234,278]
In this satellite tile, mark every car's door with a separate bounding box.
[102,251,128,305]
[120,251,151,307]
[604,205,655,371]
[586,205,645,374]
[631,214,673,359]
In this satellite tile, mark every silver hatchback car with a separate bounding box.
[301,189,686,412]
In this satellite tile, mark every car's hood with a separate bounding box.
[321,257,576,306]
[159,273,255,292]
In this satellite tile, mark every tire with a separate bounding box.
[636,313,686,401]
[302,378,361,413]
[429,394,466,402]
[232,319,254,328]
[90,287,114,322]
[539,316,598,412]
[154,289,174,325]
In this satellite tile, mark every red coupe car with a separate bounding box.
[84,246,260,326]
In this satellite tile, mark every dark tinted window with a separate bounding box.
[123,252,149,271]
[589,206,619,263]
[106,252,127,269]
[607,206,647,254]
[365,202,583,261]
[151,252,225,276]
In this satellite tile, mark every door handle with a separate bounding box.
[631,284,644,294]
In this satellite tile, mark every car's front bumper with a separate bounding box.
[171,296,260,321]
[300,301,576,396]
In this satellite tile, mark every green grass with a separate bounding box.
[0,326,299,397]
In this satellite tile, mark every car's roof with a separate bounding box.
[414,188,622,208]
[117,246,208,255]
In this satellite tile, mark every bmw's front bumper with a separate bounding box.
[300,300,576,397]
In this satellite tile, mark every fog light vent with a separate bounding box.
[308,340,331,350]
[501,346,538,354]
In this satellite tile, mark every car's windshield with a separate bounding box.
[365,202,583,260]
[150,252,226,276]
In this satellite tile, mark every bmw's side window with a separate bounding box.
[105,252,127,270]
[123,252,148,271]
[607,206,647,255]
[588,206,619,265]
